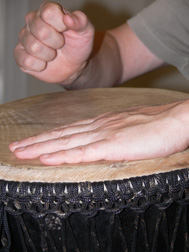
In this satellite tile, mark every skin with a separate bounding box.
[9,1,189,165]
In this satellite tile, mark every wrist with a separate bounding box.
[59,61,88,90]
[169,99,189,135]
[62,31,123,90]
[175,99,189,122]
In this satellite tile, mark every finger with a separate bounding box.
[39,2,66,32]
[63,10,91,34]
[9,113,127,152]
[40,140,109,165]
[12,131,102,159]
[9,114,121,152]
[28,14,64,49]
[21,30,56,61]
[14,44,46,71]
[9,121,96,152]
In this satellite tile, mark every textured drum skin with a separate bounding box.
[0,88,189,183]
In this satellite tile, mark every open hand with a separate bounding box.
[9,100,189,165]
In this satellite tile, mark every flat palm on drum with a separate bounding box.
[9,100,189,165]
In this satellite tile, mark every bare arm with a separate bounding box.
[14,2,164,89]
[109,24,165,83]
[12,2,188,165]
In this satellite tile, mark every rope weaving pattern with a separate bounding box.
[1,169,189,215]
[0,168,189,251]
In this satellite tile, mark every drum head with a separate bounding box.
[0,88,189,183]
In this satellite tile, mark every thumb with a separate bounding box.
[63,10,93,34]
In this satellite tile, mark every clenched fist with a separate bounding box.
[14,2,95,86]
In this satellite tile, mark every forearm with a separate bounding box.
[65,23,165,89]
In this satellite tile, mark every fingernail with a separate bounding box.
[63,8,70,15]
[17,147,25,152]
[11,141,19,146]
[42,154,50,159]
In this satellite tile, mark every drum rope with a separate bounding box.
[0,204,11,252]
[114,214,128,251]
[151,210,162,252]
[170,205,183,251]
[66,218,80,252]
[0,169,189,251]
[15,216,31,252]
[0,169,188,216]
[131,213,139,252]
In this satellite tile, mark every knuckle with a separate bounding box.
[51,129,64,138]
[37,26,50,41]
[24,12,34,24]
[77,146,86,156]
[23,56,46,71]
[27,135,37,143]
[14,45,20,59]
[59,136,70,145]
[41,4,57,21]
[23,55,33,68]
[19,28,25,41]
[29,41,41,54]
[93,118,105,128]
[61,150,69,163]
[32,142,42,150]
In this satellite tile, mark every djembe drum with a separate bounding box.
[0,88,189,252]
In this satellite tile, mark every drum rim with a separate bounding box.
[1,167,189,217]
[1,87,189,183]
